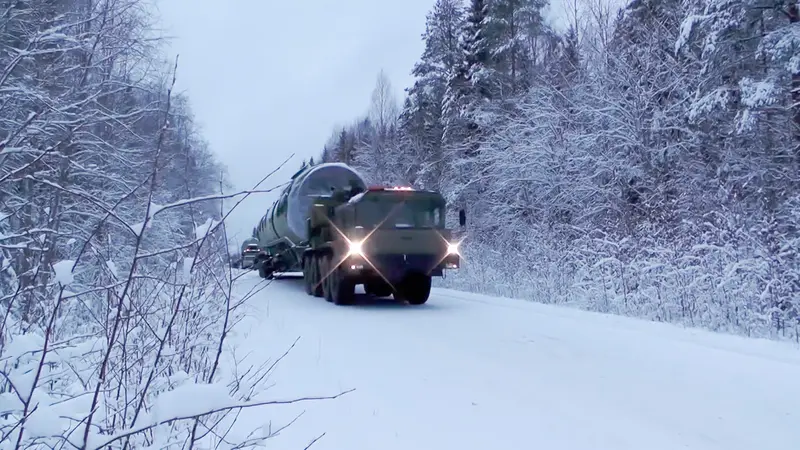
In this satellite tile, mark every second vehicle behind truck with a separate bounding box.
[251,163,464,305]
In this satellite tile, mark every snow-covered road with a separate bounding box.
[227,271,800,450]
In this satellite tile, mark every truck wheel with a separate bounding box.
[330,271,355,305]
[322,257,354,305]
[312,255,324,297]
[321,256,333,302]
[396,273,432,305]
[303,256,313,295]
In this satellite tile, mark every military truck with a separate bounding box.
[240,237,260,269]
[252,162,464,305]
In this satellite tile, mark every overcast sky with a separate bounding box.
[154,0,570,245]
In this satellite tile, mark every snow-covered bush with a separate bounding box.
[0,201,337,448]
[0,1,349,447]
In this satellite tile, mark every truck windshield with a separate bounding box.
[356,196,445,229]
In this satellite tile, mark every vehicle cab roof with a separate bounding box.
[343,187,445,207]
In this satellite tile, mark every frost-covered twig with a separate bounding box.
[304,432,326,449]
[91,389,355,450]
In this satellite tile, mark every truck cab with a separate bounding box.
[241,243,260,269]
[303,186,462,305]
[239,236,260,269]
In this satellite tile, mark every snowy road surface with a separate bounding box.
[227,271,800,450]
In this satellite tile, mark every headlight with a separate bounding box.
[348,240,363,256]
[447,242,459,255]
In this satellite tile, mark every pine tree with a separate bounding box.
[441,0,491,152]
[462,0,493,100]
[486,0,550,94]
[400,0,466,189]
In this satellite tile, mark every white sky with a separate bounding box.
[153,0,572,245]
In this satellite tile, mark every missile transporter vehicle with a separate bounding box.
[251,162,464,305]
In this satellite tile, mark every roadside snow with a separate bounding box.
[52,259,75,285]
[224,272,800,450]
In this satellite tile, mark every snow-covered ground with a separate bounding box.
[226,270,800,450]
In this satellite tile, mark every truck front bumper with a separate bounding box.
[242,255,256,268]
[341,252,459,281]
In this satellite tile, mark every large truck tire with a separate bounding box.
[395,273,432,305]
[258,258,274,279]
[312,255,324,297]
[332,275,356,306]
[320,256,332,302]
[323,256,355,305]
[303,255,313,295]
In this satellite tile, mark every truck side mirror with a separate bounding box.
[458,209,466,227]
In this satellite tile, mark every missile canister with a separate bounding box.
[255,163,366,249]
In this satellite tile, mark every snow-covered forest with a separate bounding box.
[0,1,320,448]
[2,0,798,446]
[317,0,800,341]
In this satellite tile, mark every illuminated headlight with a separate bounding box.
[348,240,363,256]
[447,242,459,255]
